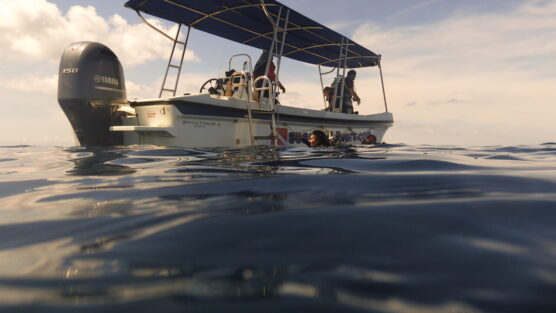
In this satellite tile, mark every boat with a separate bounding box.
[57,0,394,147]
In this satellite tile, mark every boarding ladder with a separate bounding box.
[250,5,290,146]
[159,24,191,98]
[332,37,349,112]
[228,54,256,145]
[252,76,278,145]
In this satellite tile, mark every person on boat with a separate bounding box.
[342,70,361,114]
[253,50,286,97]
[329,70,360,114]
[303,130,332,147]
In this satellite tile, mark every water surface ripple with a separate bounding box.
[0,144,555,312]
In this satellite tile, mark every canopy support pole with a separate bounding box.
[318,65,327,109]
[318,66,337,109]
[333,37,348,113]
[274,8,289,93]
[378,59,389,113]
[256,1,290,146]
[136,10,181,42]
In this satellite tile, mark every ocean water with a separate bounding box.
[0,143,555,313]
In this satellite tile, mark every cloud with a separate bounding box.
[0,0,198,67]
[0,72,211,97]
[126,72,224,100]
[0,75,58,95]
[353,1,556,77]
[347,0,556,145]
[427,98,467,106]
[389,0,440,20]
[1,0,554,146]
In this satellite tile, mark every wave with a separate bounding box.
[0,144,555,312]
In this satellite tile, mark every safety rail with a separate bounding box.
[226,71,255,145]
[253,76,278,145]
[226,71,250,98]
[229,54,253,74]
[253,76,275,104]
[228,54,253,98]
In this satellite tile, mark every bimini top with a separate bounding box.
[124,0,380,68]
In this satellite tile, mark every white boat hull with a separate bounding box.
[111,94,393,147]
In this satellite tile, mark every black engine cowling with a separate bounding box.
[58,42,126,146]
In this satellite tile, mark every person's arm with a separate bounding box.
[278,81,286,93]
[349,88,360,104]
[268,65,285,93]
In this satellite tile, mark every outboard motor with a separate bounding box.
[58,42,126,146]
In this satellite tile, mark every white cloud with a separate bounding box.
[0,72,209,98]
[1,0,554,146]
[353,0,556,76]
[126,80,161,100]
[0,0,199,67]
[389,0,440,20]
[126,73,219,100]
[348,0,556,145]
[0,75,58,95]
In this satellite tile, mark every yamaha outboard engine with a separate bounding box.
[58,42,126,146]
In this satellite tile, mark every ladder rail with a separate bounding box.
[230,71,256,145]
[273,8,289,93]
[332,38,343,112]
[258,6,289,146]
[171,26,191,97]
[252,76,277,144]
[338,37,348,113]
[159,24,182,98]
[332,37,348,112]
[263,5,282,92]
[257,6,282,146]
[272,8,290,145]
[159,24,191,98]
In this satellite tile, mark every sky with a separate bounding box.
[0,0,554,146]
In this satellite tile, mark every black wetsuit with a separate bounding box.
[342,77,354,114]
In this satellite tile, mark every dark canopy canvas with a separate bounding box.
[124,0,380,68]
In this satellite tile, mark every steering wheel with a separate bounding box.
[199,78,220,94]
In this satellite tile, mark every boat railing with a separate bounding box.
[228,54,253,98]
[227,71,251,100]
[253,76,276,107]
[226,71,255,145]
[228,54,253,74]
[252,75,278,146]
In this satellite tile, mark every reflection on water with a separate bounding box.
[0,143,555,312]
